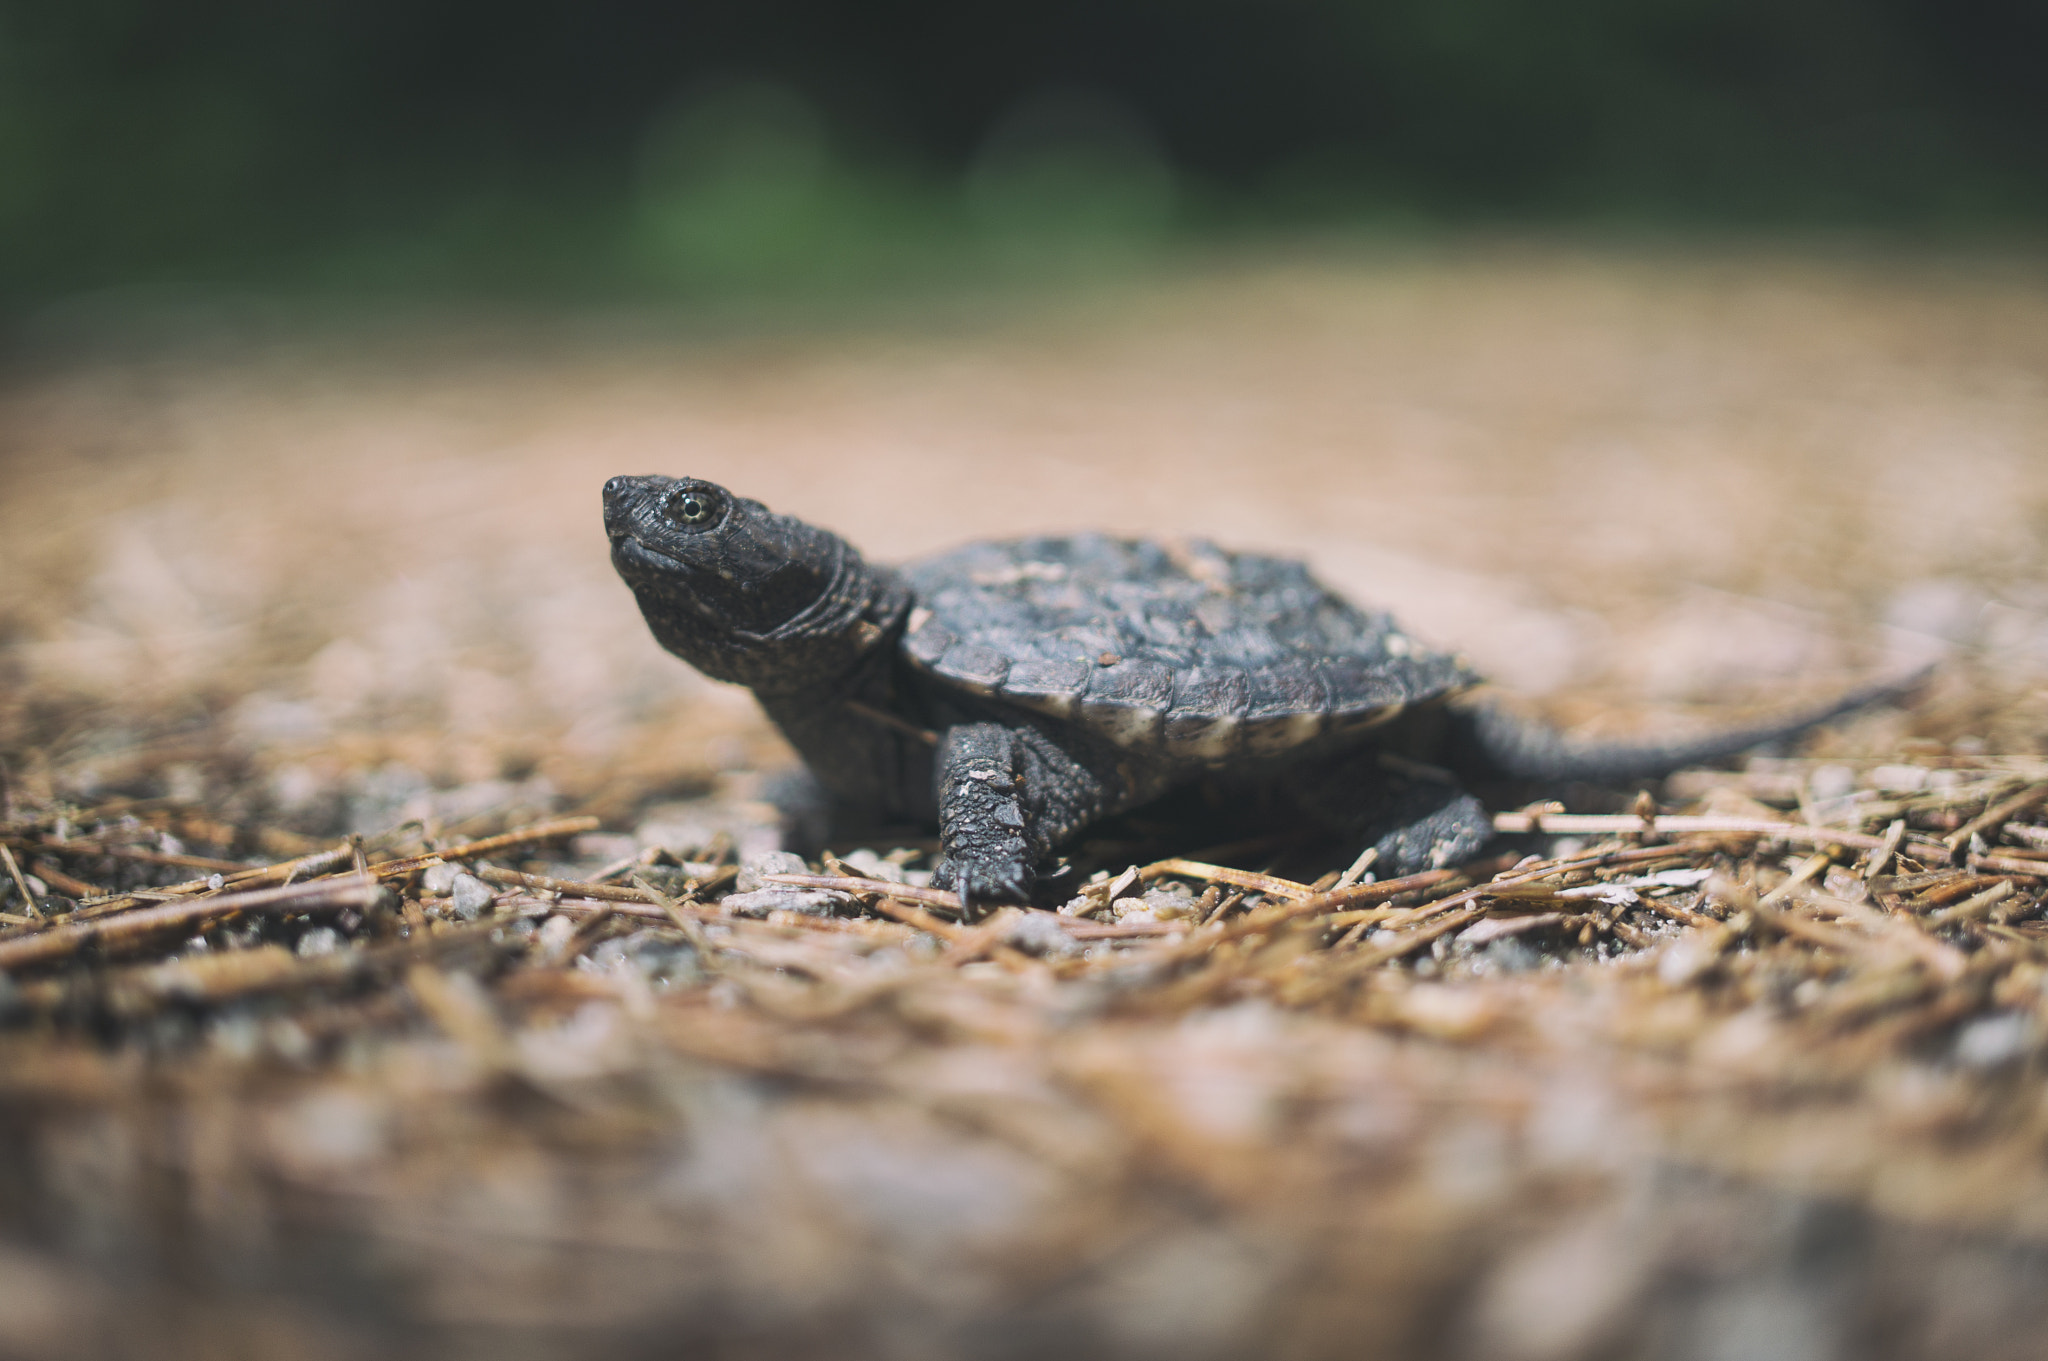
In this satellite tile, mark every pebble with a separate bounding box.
[1135,885,1197,919]
[295,927,342,958]
[1955,1012,2033,1068]
[1004,911,1081,958]
[737,850,810,894]
[450,873,495,921]
[838,848,907,884]
[722,888,847,918]
[582,930,701,986]
[421,862,462,896]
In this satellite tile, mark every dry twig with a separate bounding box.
[0,873,381,972]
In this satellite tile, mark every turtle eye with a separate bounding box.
[664,487,721,528]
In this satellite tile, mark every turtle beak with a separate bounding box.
[602,474,664,544]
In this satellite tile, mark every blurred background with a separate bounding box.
[4,0,2048,807]
[4,0,2048,308]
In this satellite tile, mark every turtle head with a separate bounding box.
[603,475,905,692]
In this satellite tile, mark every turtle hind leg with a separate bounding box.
[929,721,1123,917]
[1294,750,1493,877]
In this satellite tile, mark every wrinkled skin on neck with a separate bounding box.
[602,475,908,694]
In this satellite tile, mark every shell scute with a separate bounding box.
[1242,663,1332,755]
[936,642,1012,692]
[1314,659,1409,729]
[1163,667,1251,760]
[1086,658,1176,709]
[1000,658,1094,715]
[897,535,1474,757]
[1170,667,1251,719]
[904,620,955,667]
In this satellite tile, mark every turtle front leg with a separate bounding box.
[928,722,1115,916]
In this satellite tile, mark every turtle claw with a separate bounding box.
[931,856,1035,919]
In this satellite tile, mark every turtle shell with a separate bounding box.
[898,534,1477,763]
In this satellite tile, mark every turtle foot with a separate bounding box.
[930,855,1036,920]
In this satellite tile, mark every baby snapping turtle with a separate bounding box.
[605,475,1903,911]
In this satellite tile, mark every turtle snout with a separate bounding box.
[602,474,659,537]
[602,475,639,520]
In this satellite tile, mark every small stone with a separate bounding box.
[536,915,578,954]
[1955,1012,2033,1068]
[1478,938,1540,974]
[1869,764,1929,794]
[737,850,810,894]
[1658,937,1718,987]
[619,864,684,898]
[1808,764,1856,802]
[421,862,462,896]
[296,927,341,958]
[1005,911,1081,958]
[721,888,847,918]
[1138,885,1197,919]
[839,848,907,883]
[450,873,495,921]
[581,930,700,986]
[208,1011,261,1061]
[572,833,640,863]
[267,1019,314,1065]
[206,873,225,891]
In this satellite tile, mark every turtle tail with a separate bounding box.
[1441,667,1931,783]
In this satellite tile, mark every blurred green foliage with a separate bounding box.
[2,0,2044,307]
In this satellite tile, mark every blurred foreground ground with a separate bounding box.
[1,247,2047,1359]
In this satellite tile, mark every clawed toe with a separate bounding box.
[931,857,1035,918]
